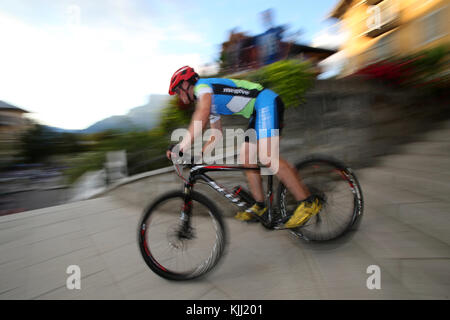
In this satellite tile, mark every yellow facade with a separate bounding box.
[330,0,450,74]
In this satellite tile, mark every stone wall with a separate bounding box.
[250,77,450,169]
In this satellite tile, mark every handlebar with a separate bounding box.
[171,152,201,183]
[171,153,196,167]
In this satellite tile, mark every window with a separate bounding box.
[419,7,446,46]
[369,31,395,61]
[0,115,18,126]
[365,0,399,37]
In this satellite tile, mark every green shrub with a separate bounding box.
[64,152,106,184]
[65,129,172,183]
[233,60,315,108]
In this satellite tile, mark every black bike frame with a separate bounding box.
[180,164,276,227]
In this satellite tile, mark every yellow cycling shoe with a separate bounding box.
[235,203,267,222]
[284,196,322,229]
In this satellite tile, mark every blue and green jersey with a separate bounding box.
[194,78,264,123]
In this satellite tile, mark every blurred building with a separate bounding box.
[0,101,31,164]
[220,30,254,72]
[286,43,338,74]
[220,29,336,75]
[329,0,450,75]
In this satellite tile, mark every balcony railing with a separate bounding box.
[366,17,400,37]
[365,0,400,38]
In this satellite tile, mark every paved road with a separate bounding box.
[0,168,448,299]
[1,126,449,299]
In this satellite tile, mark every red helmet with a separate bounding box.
[168,66,198,95]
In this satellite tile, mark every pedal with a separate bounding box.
[253,210,277,226]
[248,213,266,224]
[272,219,288,230]
[271,215,299,230]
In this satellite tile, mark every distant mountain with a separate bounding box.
[83,94,170,134]
[42,126,82,134]
[46,94,170,134]
[82,115,136,134]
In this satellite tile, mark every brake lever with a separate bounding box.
[172,152,195,167]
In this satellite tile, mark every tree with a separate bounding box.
[19,125,85,163]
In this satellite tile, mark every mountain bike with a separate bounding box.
[138,154,364,281]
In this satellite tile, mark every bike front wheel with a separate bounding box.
[138,191,227,281]
[278,155,364,241]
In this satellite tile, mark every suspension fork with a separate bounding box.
[180,181,194,232]
[266,175,274,223]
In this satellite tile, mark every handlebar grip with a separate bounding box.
[168,144,183,158]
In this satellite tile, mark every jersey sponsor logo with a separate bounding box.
[223,88,250,95]
[212,84,260,98]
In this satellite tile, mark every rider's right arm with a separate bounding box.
[179,93,212,152]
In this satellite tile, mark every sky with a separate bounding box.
[0,0,345,130]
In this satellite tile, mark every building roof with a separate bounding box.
[0,100,29,113]
[289,43,338,56]
[329,0,355,19]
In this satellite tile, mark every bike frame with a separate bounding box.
[179,163,277,228]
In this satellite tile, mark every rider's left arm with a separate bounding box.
[179,93,212,152]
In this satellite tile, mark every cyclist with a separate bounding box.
[166,66,321,228]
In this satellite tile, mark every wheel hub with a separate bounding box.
[167,225,195,250]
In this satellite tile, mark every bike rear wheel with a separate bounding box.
[138,191,227,281]
[277,155,364,241]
